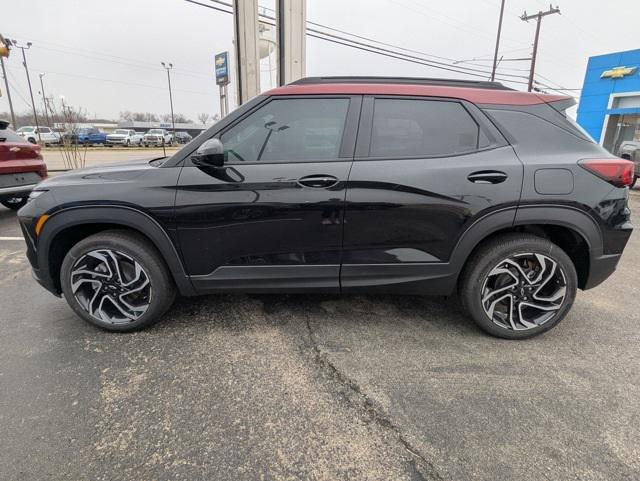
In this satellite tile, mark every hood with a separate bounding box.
[38,157,163,189]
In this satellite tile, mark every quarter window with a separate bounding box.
[370,99,480,157]
[220,98,350,162]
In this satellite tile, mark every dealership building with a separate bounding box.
[576,48,640,154]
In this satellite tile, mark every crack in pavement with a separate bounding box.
[303,316,444,481]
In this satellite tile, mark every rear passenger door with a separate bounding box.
[341,95,522,293]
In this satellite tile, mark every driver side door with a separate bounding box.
[174,95,361,293]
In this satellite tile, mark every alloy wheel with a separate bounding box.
[70,249,152,325]
[480,253,567,331]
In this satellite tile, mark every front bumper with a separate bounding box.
[106,139,127,144]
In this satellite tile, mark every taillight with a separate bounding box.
[579,159,635,188]
[37,162,48,179]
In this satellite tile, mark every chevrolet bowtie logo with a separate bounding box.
[601,66,637,79]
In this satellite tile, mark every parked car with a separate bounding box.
[18,77,634,338]
[76,127,107,145]
[143,129,173,147]
[16,126,61,146]
[0,120,47,210]
[174,131,193,144]
[618,141,640,187]
[106,129,144,147]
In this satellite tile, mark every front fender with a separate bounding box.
[36,205,196,296]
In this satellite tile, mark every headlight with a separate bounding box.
[28,189,48,201]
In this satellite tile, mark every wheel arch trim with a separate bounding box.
[451,204,602,271]
[37,205,196,296]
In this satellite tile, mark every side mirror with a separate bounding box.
[191,138,224,168]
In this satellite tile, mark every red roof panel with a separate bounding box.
[264,83,567,105]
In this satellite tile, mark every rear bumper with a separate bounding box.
[0,183,37,198]
[584,252,623,289]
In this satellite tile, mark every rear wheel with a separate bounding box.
[1,197,28,210]
[459,234,577,339]
[60,230,176,332]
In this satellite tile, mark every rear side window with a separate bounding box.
[221,98,350,162]
[369,99,480,158]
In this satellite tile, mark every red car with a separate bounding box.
[0,120,47,210]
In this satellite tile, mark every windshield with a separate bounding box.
[17,127,34,132]
[77,129,89,134]
[114,129,129,135]
[147,129,164,134]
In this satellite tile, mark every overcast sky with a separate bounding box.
[1,0,638,122]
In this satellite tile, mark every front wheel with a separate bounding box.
[459,234,577,339]
[1,197,28,210]
[60,230,176,332]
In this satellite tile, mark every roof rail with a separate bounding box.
[289,76,514,91]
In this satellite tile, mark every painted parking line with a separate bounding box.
[0,237,24,241]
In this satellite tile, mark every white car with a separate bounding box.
[143,129,173,147]
[106,129,144,147]
[16,126,61,145]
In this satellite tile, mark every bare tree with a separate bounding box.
[198,113,210,125]
[48,99,88,170]
[173,113,192,123]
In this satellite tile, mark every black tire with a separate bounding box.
[28,137,36,144]
[459,233,577,340]
[1,197,28,210]
[60,230,176,332]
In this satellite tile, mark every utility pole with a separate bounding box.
[0,34,16,128]
[160,62,175,137]
[490,0,506,82]
[38,72,51,127]
[12,40,41,141]
[0,57,17,128]
[521,5,561,92]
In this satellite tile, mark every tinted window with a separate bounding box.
[221,98,349,162]
[40,127,51,133]
[370,99,480,157]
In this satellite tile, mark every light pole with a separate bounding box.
[160,62,175,138]
[12,40,41,142]
[38,72,51,127]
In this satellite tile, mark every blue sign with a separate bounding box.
[215,51,229,86]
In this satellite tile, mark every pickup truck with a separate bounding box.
[16,126,61,146]
[143,129,173,147]
[76,127,107,145]
[106,129,144,146]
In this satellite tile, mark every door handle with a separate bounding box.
[467,170,508,184]
[297,174,339,188]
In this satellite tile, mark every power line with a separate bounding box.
[5,64,213,97]
[189,0,530,85]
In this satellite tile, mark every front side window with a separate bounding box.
[370,99,480,158]
[220,98,350,162]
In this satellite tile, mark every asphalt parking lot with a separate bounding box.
[0,190,638,481]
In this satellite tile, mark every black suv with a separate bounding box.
[18,77,634,339]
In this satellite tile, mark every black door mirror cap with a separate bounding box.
[192,138,225,168]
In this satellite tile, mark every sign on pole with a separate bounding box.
[215,51,230,86]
